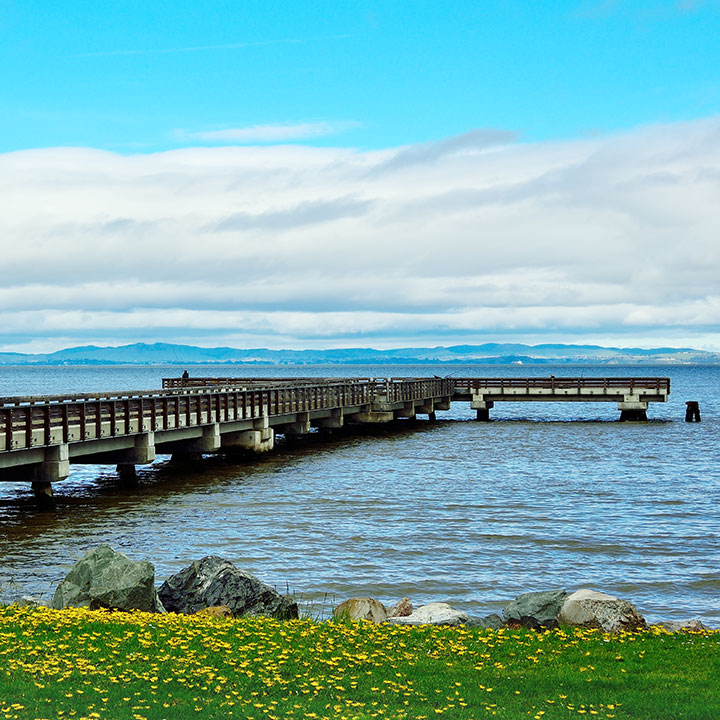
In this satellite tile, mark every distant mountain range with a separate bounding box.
[0,342,718,365]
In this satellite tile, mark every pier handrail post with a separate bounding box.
[3,408,12,451]
[24,407,33,449]
[43,405,51,446]
[62,403,70,443]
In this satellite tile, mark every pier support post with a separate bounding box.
[685,401,701,422]
[471,392,494,421]
[618,398,648,421]
[223,415,274,453]
[418,399,434,416]
[619,409,648,421]
[170,451,205,470]
[184,423,221,453]
[428,411,437,422]
[132,432,155,463]
[395,402,416,419]
[31,481,55,509]
[30,435,67,509]
[350,410,394,424]
[471,396,494,421]
[222,428,275,453]
[170,425,217,467]
[41,443,70,483]
[286,412,311,436]
[116,463,138,486]
[316,408,344,430]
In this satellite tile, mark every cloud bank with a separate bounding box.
[1,118,719,352]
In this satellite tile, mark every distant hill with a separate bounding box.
[0,342,718,365]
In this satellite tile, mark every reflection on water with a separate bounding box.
[0,364,719,623]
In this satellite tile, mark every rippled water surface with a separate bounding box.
[1,364,718,623]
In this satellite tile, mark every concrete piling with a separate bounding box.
[31,481,55,509]
[116,463,138,485]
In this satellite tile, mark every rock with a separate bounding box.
[657,619,711,633]
[386,602,470,626]
[558,589,646,633]
[158,556,297,619]
[193,605,233,619]
[51,545,165,613]
[14,596,40,608]
[503,589,568,629]
[388,597,413,618]
[334,598,388,623]
[466,613,505,630]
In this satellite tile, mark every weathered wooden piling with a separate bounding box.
[685,401,701,422]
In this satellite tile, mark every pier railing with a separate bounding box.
[161,377,368,389]
[0,378,453,454]
[0,377,671,455]
[451,377,670,393]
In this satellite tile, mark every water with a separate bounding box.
[1,364,718,624]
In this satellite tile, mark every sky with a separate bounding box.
[1,0,719,352]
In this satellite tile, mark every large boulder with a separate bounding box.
[334,598,388,623]
[558,589,646,633]
[386,602,470,626]
[51,545,165,613]
[503,589,568,629]
[158,556,298,619]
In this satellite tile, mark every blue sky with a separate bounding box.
[2,1,719,152]
[1,2,720,353]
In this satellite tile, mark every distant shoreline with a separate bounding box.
[2,360,720,367]
[1,341,719,367]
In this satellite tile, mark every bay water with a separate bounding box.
[0,364,718,624]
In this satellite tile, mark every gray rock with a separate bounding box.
[466,613,505,629]
[387,597,413,618]
[503,589,568,629]
[14,596,41,608]
[52,545,165,613]
[558,589,646,633]
[158,556,297,619]
[334,598,388,623]
[657,619,711,633]
[386,602,470,626]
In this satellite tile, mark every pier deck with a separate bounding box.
[0,376,670,501]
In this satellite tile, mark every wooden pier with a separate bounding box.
[0,377,669,503]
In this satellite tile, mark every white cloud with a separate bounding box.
[371,128,519,173]
[1,117,719,351]
[177,121,360,144]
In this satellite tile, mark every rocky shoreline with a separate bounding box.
[10,545,714,634]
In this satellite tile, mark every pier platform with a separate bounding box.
[0,376,670,502]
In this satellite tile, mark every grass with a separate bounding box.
[0,605,718,720]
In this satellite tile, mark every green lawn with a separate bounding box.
[0,605,717,719]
